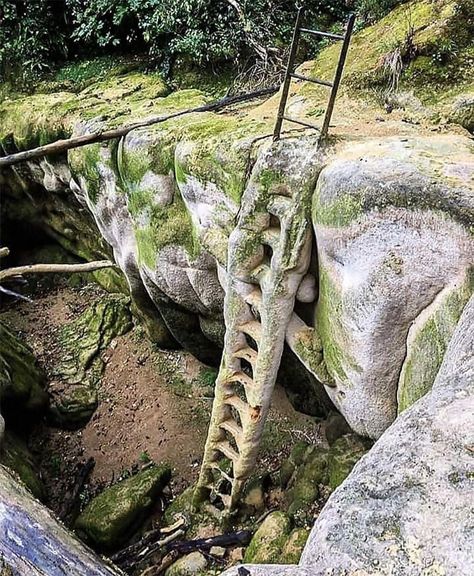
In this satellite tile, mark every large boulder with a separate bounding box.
[312,136,474,438]
[222,293,474,575]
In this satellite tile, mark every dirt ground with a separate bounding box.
[0,283,322,514]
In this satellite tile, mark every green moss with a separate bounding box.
[0,432,46,500]
[243,511,292,564]
[293,327,334,386]
[134,189,200,267]
[49,294,132,428]
[327,434,370,490]
[286,448,329,522]
[315,268,355,385]
[75,464,171,549]
[313,190,365,228]
[0,322,48,414]
[69,143,102,203]
[398,269,474,412]
[280,528,310,564]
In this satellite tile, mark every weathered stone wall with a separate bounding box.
[222,292,474,575]
[1,91,473,437]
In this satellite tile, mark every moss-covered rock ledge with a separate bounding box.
[1,1,473,440]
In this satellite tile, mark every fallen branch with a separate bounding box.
[0,86,279,168]
[111,517,186,567]
[114,528,252,572]
[136,531,253,576]
[0,260,115,282]
[166,530,252,554]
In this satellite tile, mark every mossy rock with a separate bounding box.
[280,441,313,489]
[0,432,46,501]
[327,434,371,490]
[243,511,292,564]
[48,378,99,429]
[75,464,171,550]
[280,528,310,564]
[0,322,48,416]
[449,95,474,133]
[49,294,132,428]
[286,447,329,522]
[163,486,194,525]
[241,473,269,516]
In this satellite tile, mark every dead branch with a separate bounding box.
[111,517,186,567]
[0,248,10,259]
[0,260,115,282]
[113,529,252,572]
[0,86,279,169]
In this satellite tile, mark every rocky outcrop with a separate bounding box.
[3,102,472,438]
[221,292,474,575]
[0,322,48,443]
[311,136,474,437]
[49,294,132,428]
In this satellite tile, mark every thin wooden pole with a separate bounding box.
[0,86,279,169]
[0,260,115,282]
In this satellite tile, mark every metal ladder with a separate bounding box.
[273,8,356,140]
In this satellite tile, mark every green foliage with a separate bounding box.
[1,0,352,85]
[355,0,408,24]
[0,0,67,84]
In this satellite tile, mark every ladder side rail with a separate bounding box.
[273,6,305,141]
[320,13,356,138]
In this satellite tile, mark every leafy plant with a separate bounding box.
[0,0,67,84]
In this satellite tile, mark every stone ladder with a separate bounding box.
[194,143,316,511]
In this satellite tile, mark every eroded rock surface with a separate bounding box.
[222,293,474,576]
[311,136,474,437]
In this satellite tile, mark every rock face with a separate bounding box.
[222,293,474,576]
[0,322,48,421]
[75,464,171,550]
[312,136,474,438]
[3,61,474,439]
[48,294,132,428]
[0,464,123,575]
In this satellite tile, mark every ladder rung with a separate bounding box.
[267,195,292,218]
[239,320,262,342]
[249,262,270,281]
[243,289,262,312]
[210,462,234,483]
[261,227,281,248]
[216,440,240,462]
[291,73,333,87]
[227,371,254,388]
[220,418,244,443]
[300,28,344,40]
[282,115,320,131]
[234,346,258,368]
[217,493,231,507]
[224,394,248,416]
